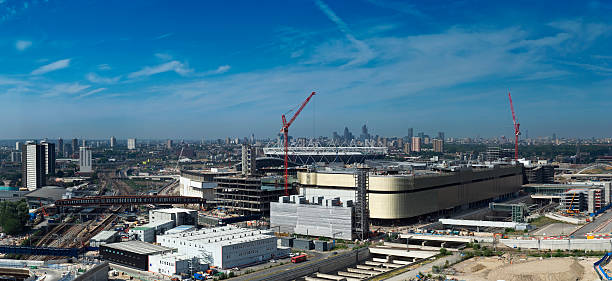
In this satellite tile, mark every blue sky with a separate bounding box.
[1,0,611,139]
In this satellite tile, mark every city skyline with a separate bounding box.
[1,1,612,139]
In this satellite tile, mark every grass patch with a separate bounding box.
[528,216,557,227]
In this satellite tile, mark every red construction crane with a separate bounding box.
[280,91,316,195]
[508,92,520,161]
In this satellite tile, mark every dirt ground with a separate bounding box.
[446,256,600,281]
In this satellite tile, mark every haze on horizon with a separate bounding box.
[1,0,611,140]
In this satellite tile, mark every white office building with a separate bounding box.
[149,253,198,277]
[22,142,46,191]
[128,138,137,150]
[79,146,93,173]
[157,226,283,269]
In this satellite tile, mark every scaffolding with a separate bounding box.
[354,168,370,240]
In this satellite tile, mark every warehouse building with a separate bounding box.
[100,241,173,271]
[298,165,523,224]
[270,195,353,240]
[157,226,284,269]
[150,208,197,226]
[90,230,119,247]
[129,220,174,242]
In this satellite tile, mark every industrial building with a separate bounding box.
[100,241,174,271]
[149,208,197,226]
[149,252,198,277]
[270,195,353,240]
[156,226,284,269]
[526,182,612,216]
[297,165,523,224]
[129,220,174,242]
[179,170,235,199]
[90,230,119,247]
[214,176,288,216]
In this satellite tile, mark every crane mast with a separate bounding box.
[508,92,520,161]
[280,92,316,196]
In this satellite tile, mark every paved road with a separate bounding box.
[229,251,327,281]
[574,209,612,237]
[532,223,581,236]
[384,253,462,281]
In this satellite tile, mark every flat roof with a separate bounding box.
[139,220,174,228]
[24,186,67,201]
[103,241,173,255]
[152,208,196,214]
[91,230,117,241]
[158,226,275,247]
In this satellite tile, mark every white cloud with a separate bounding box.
[98,64,112,71]
[42,82,90,97]
[128,60,192,78]
[314,0,375,66]
[86,73,121,84]
[15,40,32,51]
[31,59,71,75]
[209,65,231,74]
[77,88,106,99]
[155,53,173,61]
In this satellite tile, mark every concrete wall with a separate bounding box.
[253,248,371,281]
[74,262,109,281]
[501,238,612,251]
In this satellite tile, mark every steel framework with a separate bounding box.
[354,168,370,241]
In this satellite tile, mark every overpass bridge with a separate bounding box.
[55,195,205,207]
[0,246,97,258]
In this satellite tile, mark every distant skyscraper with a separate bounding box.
[15,141,21,151]
[403,143,410,154]
[110,136,116,148]
[82,139,87,147]
[167,139,173,149]
[411,137,421,152]
[40,141,56,176]
[79,146,93,173]
[127,138,137,150]
[433,139,444,153]
[360,124,370,140]
[58,138,64,157]
[438,132,445,141]
[71,138,78,156]
[22,142,46,191]
[417,132,425,139]
[407,128,413,141]
[10,151,21,162]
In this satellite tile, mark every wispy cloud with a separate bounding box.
[314,0,375,66]
[155,33,173,40]
[97,64,112,71]
[31,59,71,75]
[128,60,193,78]
[42,82,90,97]
[77,88,106,99]
[86,73,121,84]
[15,40,32,51]
[206,65,231,75]
[155,53,173,61]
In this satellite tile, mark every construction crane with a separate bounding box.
[508,92,520,161]
[280,91,316,196]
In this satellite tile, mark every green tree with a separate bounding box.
[0,200,30,235]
